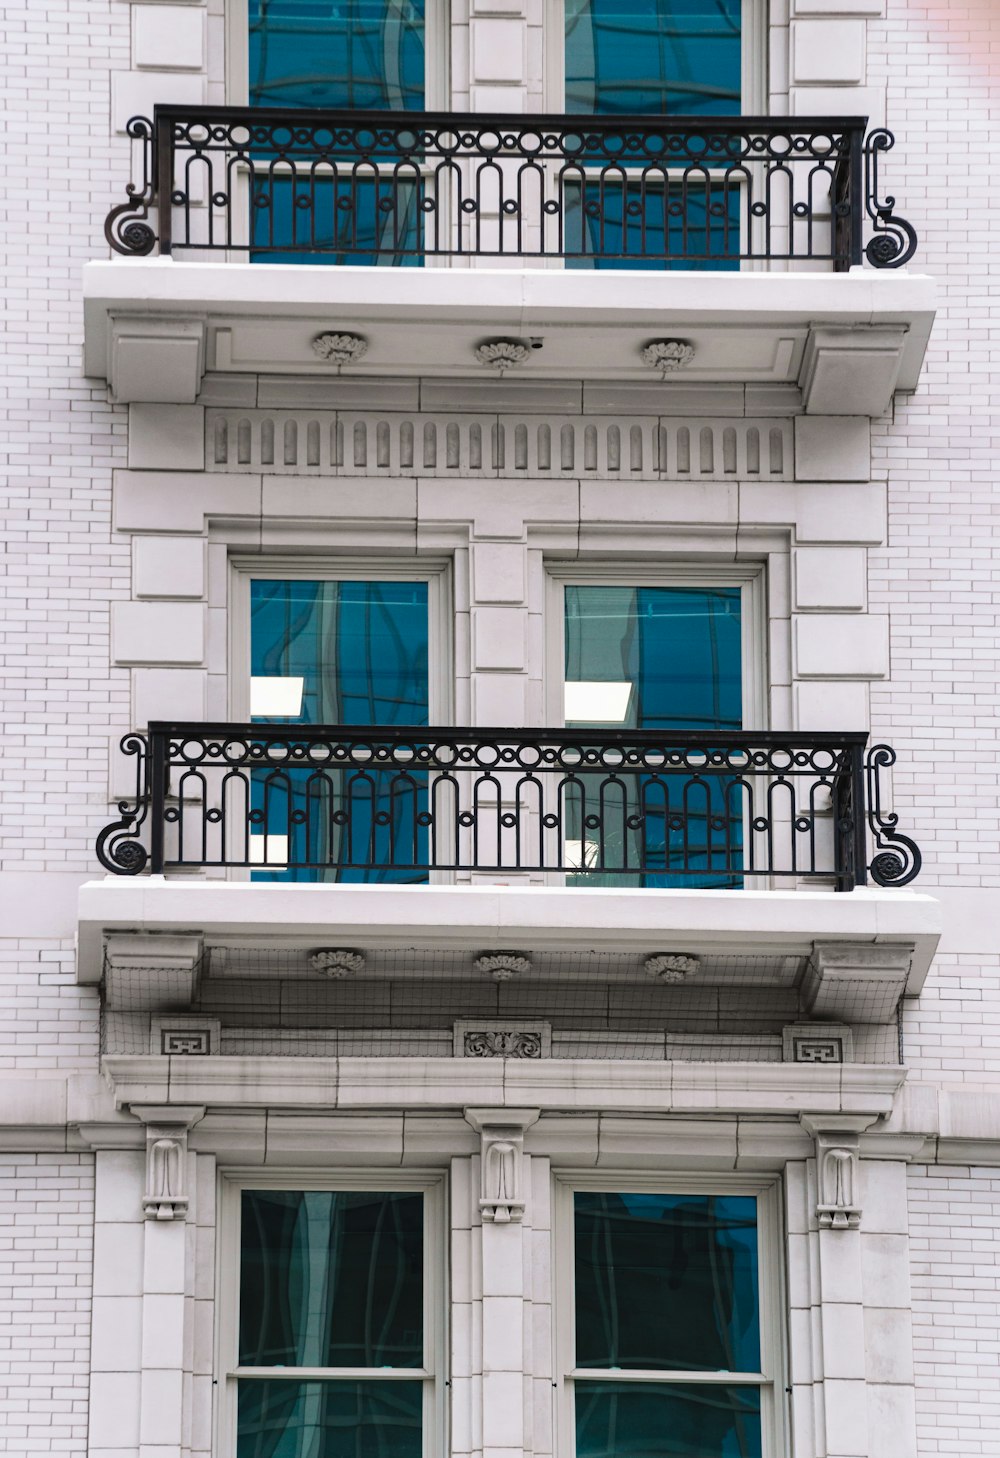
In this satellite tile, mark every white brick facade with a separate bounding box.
[2,0,1000,1455]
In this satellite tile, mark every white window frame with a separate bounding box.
[545,563,767,731]
[552,1172,786,1458]
[545,0,766,116]
[229,556,454,724]
[226,0,451,109]
[216,1171,448,1458]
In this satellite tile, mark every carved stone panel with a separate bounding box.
[454,1020,551,1058]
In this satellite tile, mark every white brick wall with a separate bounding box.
[909,1164,1000,1455]
[0,1154,94,1454]
[867,0,1000,896]
[0,944,99,1072]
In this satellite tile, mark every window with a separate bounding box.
[563,0,742,116]
[234,562,450,882]
[248,0,429,112]
[223,1179,444,1458]
[230,1,447,264]
[553,1,756,270]
[555,1179,783,1458]
[550,570,762,887]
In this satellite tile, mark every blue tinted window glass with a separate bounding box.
[250,580,429,883]
[237,1379,424,1458]
[565,181,740,271]
[251,580,428,727]
[240,1190,424,1368]
[564,587,742,733]
[249,1,426,111]
[574,1192,760,1372]
[565,0,742,116]
[250,175,423,266]
[575,1381,762,1458]
[564,586,743,885]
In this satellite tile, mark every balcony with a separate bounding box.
[97,722,920,890]
[84,108,935,410]
[82,723,939,1056]
[105,108,915,271]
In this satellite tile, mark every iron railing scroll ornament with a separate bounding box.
[95,732,151,874]
[865,743,922,886]
[104,108,916,270]
[863,129,918,269]
[104,117,157,256]
[96,724,922,891]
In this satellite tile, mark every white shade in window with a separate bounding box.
[564,680,633,724]
[250,676,305,717]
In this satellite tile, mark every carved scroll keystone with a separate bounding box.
[464,1108,540,1225]
[130,1104,205,1222]
[801,1114,877,1232]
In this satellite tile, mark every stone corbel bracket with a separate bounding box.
[131,1103,205,1221]
[108,314,207,404]
[464,1107,540,1224]
[801,1113,876,1231]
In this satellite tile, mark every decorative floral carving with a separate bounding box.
[640,339,696,375]
[310,948,366,978]
[473,952,532,981]
[644,953,700,983]
[474,339,531,372]
[311,332,368,366]
[464,1031,543,1059]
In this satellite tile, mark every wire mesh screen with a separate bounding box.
[100,947,901,1064]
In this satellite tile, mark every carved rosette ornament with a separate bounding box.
[640,339,696,376]
[311,332,368,367]
[644,953,700,983]
[473,952,532,982]
[474,339,531,373]
[310,948,366,979]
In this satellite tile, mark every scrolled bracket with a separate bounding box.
[863,129,917,269]
[866,743,922,886]
[96,733,151,875]
[104,117,158,256]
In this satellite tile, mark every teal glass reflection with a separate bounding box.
[563,586,743,886]
[237,1379,423,1458]
[251,176,423,266]
[249,1,426,111]
[575,1381,761,1458]
[250,579,429,883]
[240,1190,424,1368]
[565,0,742,117]
[574,1192,760,1372]
[565,181,740,271]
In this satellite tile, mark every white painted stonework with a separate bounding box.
[4,2,1000,1457]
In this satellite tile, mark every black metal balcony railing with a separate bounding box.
[105,108,916,270]
[96,724,921,890]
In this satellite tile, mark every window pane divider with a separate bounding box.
[569,1370,769,1385]
[231,1367,433,1381]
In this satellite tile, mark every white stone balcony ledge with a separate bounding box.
[78,877,941,1012]
[82,258,936,414]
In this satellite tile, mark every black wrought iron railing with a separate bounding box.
[97,724,921,890]
[105,108,916,270]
